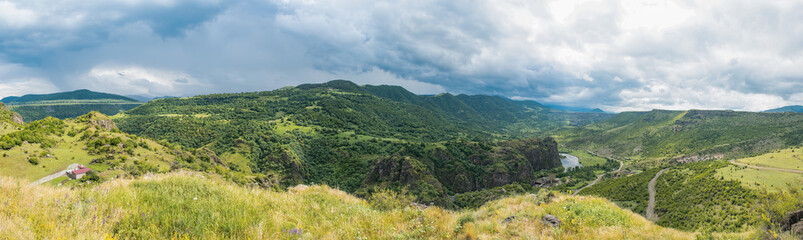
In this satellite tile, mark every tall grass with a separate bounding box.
[0,171,725,239]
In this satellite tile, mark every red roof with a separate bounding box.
[73,168,92,174]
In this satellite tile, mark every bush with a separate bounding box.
[80,171,102,183]
[368,187,416,210]
[28,157,39,165]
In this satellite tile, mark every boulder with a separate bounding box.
[502,216,516,224]
[782,209,803,231]
[543,214,561,227]
[792,221,803,238]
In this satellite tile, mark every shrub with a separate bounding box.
[368,187,416,210]
[28,157,39,165]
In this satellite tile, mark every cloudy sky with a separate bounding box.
[0,0,801,112]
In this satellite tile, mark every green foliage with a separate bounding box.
[453,183,531,209]
[754,184,803,238]
[79,170,102,183]
[9,103,142,122]
[582,168,661,215]
[655,161,759,232]
[114,80,590,207]
[0,117,65,150]
[368,187,416,210]
[28,157,39,165]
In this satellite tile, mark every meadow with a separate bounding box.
[733,147,803,171]
[0,171,708,239]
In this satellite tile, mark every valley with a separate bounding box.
[0,81,801,239]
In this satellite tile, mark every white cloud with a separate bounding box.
[79,65,204,97]
[0,62,59,98]
[0,0,800,111]
[0,1,38,28]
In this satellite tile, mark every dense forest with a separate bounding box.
[10,103,142,122]
[111,80,617,207]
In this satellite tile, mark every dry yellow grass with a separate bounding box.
[0,171,744,239]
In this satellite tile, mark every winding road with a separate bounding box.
[30,163,80,185]
[728,160,803,174]
[573,160,624,196]
[646,168,668,221]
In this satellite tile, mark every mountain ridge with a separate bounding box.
[1,89,139,104]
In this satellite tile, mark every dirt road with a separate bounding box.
[729,160,803,174]
[30,163,80,185]
[646,168,668,221]
[573,161,624,196]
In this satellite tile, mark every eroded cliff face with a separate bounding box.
[0,103,24,125]
[362,155,450,206]
[11,112,23,125]
[432,137,561,193]
[75,111,118,131]
[362,137,561,207]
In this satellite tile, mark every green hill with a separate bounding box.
[113,80,615,206]
[1,89,143,122]
[1,89,138,104]
[0,171,708,239]
[559,109,803,163]
[0,108,245,186]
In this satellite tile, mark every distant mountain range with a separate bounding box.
[1,89,138,104]
[0,89,142,122]
[764,105,803,113]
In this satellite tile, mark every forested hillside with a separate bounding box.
[0,107,240,186]
[113,80,612,206]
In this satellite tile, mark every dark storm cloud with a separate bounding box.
[0,0,801,111]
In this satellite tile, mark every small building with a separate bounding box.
[67,166,92,179]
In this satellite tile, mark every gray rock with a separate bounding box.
[783,209,803,231]
[792,221,803,238]
[502,216,516,224]
[543,214,561,227]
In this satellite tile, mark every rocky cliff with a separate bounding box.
[362,137,561,207]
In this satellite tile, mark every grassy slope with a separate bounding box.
[717,147,803,192]
[734,147,803,170]
[0,112,190,183]
[0,171,702,239]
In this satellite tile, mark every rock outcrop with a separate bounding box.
[76,111,118,131]
[0,103,24,125]
[362,137,562,207]
[782,209,803,234]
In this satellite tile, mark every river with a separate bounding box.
[560,153,582,172]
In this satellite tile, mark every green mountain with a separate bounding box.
[1,89,143,122]
[765,105,803,113]
[113,80,616,206]
[1,89,138,104]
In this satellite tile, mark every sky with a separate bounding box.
[0,0,801,112]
